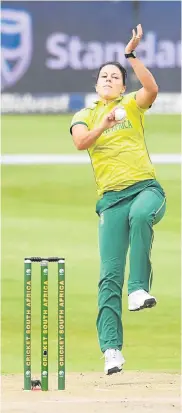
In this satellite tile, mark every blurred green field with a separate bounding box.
[1,114,181,154]
[1,114,181,375]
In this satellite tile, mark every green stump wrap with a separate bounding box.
[58,259,65,390]
[41,260,49,391]
[24,259,32,390]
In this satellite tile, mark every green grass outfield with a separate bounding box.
[1,114,181,374]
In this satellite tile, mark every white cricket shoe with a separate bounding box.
[104,349,125,375]
[128,289,157,311]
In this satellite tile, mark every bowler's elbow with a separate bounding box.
[72,136,86,150]
[151,83,159,97]
[75,140,86,151]
[149,85,158,105]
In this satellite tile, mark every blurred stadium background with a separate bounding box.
[1,0,181,376]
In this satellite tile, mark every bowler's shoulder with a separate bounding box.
[71,104,96,128]
[74,102,97,116]
[122,92,137,104]
[122,91,149,113]
[71,107,90,120]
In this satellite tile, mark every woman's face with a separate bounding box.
[96,64,126,101]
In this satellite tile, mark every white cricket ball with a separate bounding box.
[114,107,126,121]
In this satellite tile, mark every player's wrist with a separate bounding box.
[98,124,107,133]
[125,48,133,54]
[124,50,137,59]
[92,125,105,139]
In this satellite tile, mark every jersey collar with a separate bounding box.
[94,96,124,105]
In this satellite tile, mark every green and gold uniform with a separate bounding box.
[70,92,166,353]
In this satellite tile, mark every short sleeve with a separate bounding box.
[70,108,90,135]
[124,91,151,114]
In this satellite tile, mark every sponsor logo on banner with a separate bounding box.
[1,9,32,90]
[46,32,181,70]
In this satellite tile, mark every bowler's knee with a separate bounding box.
[129,206,154,227]
[99,259,124,289]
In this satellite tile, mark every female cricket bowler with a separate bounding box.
[70,24,166,375]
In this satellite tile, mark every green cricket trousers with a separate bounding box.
[96,181,166,353]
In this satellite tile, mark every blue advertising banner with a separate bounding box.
[1,0,181,95]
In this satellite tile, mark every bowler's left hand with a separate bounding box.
[125,24,143,54]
